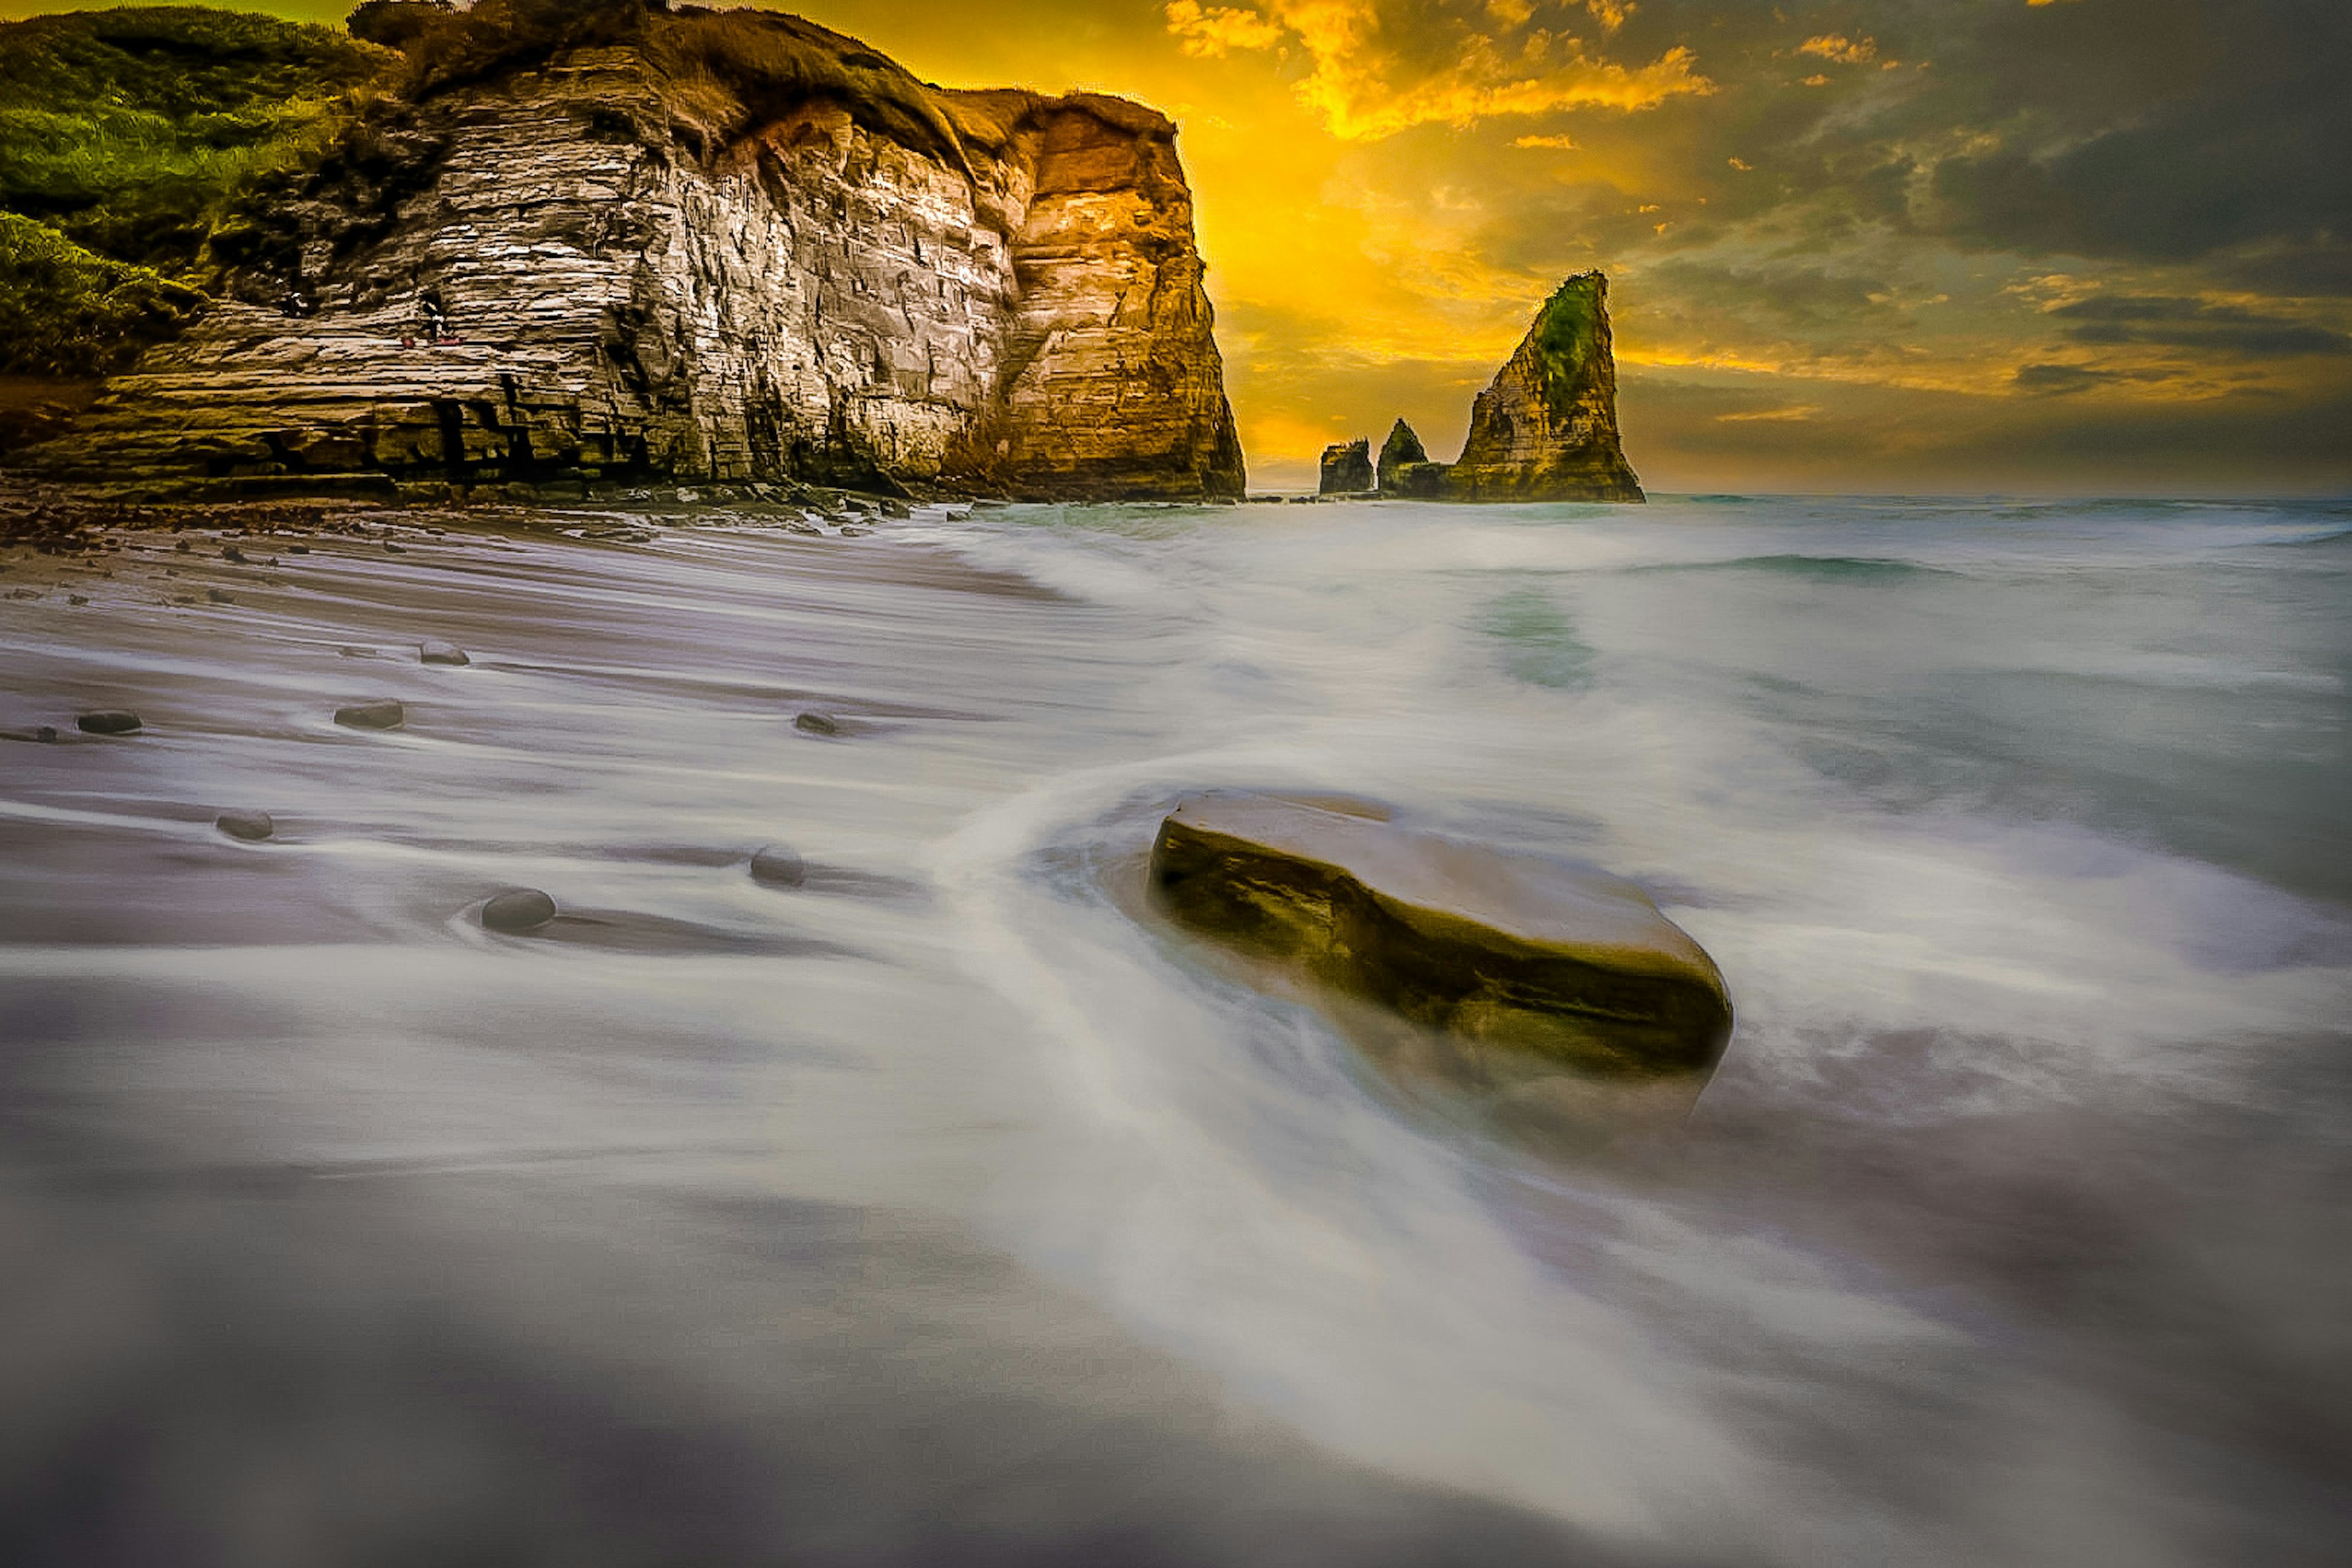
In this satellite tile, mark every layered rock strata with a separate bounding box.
[29,18,1244,501]
[1151,792,1732,1078]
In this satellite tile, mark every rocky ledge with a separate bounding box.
[1151,792,1731,1079]
[1319,271,1643,503]
[22,7,1245,502]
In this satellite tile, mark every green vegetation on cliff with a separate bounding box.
[0,6,389,376]
[1526,273,1601,417]
[0,212,205,377]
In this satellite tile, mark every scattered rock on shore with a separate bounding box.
[794,712,841,736]
[216,810,275,842]
[334,699,405,730]
[419,640,469,666]
[76,710,141,735]
[483,888,558,933]
[1150,791,1733,1079]
[749,844,807,888]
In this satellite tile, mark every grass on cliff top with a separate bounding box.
[0,6,388,379]
[367,2,1161,172]
[0,6,389,274]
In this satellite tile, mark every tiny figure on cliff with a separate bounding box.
[418,291,451,345]
[279,285,313,320]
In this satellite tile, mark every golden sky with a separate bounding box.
[13,0,2351,492]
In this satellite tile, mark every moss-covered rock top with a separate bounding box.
[1525,270,1604,417]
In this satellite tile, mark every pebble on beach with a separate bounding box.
[749,844,807,888]
[483,888,558,934]
[216,810,275,843]
[76,711,141,736]
[794,712,841,736]
[419,641,470,666]
[334,699,405,730]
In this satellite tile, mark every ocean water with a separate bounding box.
[1,494,2346,1566]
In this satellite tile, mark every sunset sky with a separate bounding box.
[13,0,2350,492]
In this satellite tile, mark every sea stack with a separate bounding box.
[1376,419,1427,491]
[1317,439,1373,494]
[1331,272,1643,505]
[1447,272,1643,503]
[26,6,1244,502]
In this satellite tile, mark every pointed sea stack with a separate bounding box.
[1318,439,1373,494]
[1447,273,1643,503]
[1375,419,1427,491]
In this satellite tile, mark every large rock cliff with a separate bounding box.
[1445,272,1642,503]
[28,9,1245,500]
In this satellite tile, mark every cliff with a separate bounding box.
[1446,272,1642,503]
[21,5,1245,501]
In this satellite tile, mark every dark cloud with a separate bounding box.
[1640,258,1899,328]
[2050,295,2352,357]
[2217,244,2352,300]
[2012,363,2154,397]
[1911,0,2352,263]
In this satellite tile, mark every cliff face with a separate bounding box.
[1446,272,1642,503]
[32,15,1244,500]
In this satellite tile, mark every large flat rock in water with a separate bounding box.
[1151,793,1731,1077]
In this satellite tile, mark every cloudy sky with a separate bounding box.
[18,0,2351,492]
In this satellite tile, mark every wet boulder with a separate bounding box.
[76,710,142,735]
[216,810,275,842]
[1150,793,1732,1078]
[483,888,557,934]
[334,699,405,730]
[419,640,469,666]
[749,843,808,888]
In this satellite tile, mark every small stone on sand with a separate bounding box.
[483,888,557,933]
[216,810,275,842]
[419,640,469,666]
[77,711,141,736]
[383,541,407,554]
[334,699,405,730]
[794,712,841,736]
[749,844,807,888]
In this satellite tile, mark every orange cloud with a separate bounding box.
[1799,34,1878,64]
[1157,0,1713,141]
[1163,1,1286,58]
